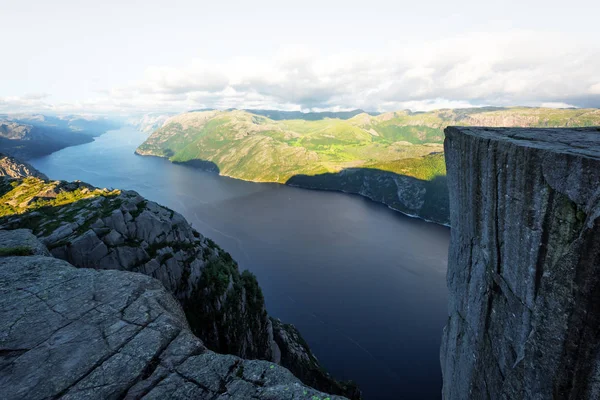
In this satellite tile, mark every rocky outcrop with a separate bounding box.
[0,180,276,361]
[0,230,347,400]
[0,152,48,179]
[441,127,600,399]
[272,319,362,399]
[0,175,360,398]
[0,228,51,256]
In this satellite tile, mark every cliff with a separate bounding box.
[286,163,449,224]
[0,229,347,400]
[0,152,48,179]
[0,174,359,398]
[441,127,600,399]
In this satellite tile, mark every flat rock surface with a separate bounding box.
[447,126,600,158]
[0,253,346,400]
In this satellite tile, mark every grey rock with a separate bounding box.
[0,153,48,179]
[441,127,600,399]
[0,253,346,400]
[0,228,50,256]
[272,318,361,398]
[0,177,359,397]
[103,228,124,246]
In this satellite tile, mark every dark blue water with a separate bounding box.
[30,127,450,400]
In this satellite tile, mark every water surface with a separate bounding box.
[31,127,450,399]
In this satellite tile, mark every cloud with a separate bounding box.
[540,102,578,109]
[4,30,600,114]
[0,94,54,112]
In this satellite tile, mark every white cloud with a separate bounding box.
[590,83,600,95]
[3,30,599,114]
[540,102,578,109]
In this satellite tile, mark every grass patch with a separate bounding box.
[0,246,33,256]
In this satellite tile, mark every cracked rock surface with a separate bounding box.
[0,175,360,398]
[441,127,600,399]
[0,248,347,399]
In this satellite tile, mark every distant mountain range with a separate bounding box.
[0,114,120,159]
[240,109,379,121]
[135,107,600,224]
[129,109,378,135]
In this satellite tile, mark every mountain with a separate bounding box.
[135,107,600,224]
[243,109,378,120]
[0,170,360,399]
[127,112,176,133]
[0,114,120,159]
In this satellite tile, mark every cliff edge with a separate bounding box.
[0,153,48,179]
[0,173,359,398]
[441,127,600,399]
[0,230,347,400]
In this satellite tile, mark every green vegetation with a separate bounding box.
[137,107,600,185]
[367,152,446,181]
[184,238,270,359]
[0,246,33,256]
[136,107,599,224]
[0,177,120,217]
[0,177,121,236]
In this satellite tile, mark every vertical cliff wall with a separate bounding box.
[441,127,600,399]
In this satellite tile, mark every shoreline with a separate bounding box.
[134,151,450,228]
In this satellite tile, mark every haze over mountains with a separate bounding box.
[0,114,119,159]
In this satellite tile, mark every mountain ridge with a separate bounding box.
[135,107,600,224]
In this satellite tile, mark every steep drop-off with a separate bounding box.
[0,174,359,398]
[0,152,48,179]
[0,230,347,400]
[135,107,600,225]
[441,127,600,399]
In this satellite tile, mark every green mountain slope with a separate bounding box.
[136,107,600,224]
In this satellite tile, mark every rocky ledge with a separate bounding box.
[441,127,600,399]
[0,230,346,399]
[0,153,48,180]
[0,174,359,398]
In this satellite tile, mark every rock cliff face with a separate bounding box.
[0,153,48,179]
[271,319,362,399]
[0,173,359,398]
[0,230,347,400]
[287,167,449,224]
[441,127,600,399]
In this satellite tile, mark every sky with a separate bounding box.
[1,0,599,115]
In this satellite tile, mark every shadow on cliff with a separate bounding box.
[286,168,450,224]
[147,152,450,225]
[172,158,220,173]
[136,150,221,174]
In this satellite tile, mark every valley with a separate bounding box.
[135,107,600,224]
[27,127,450,399]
